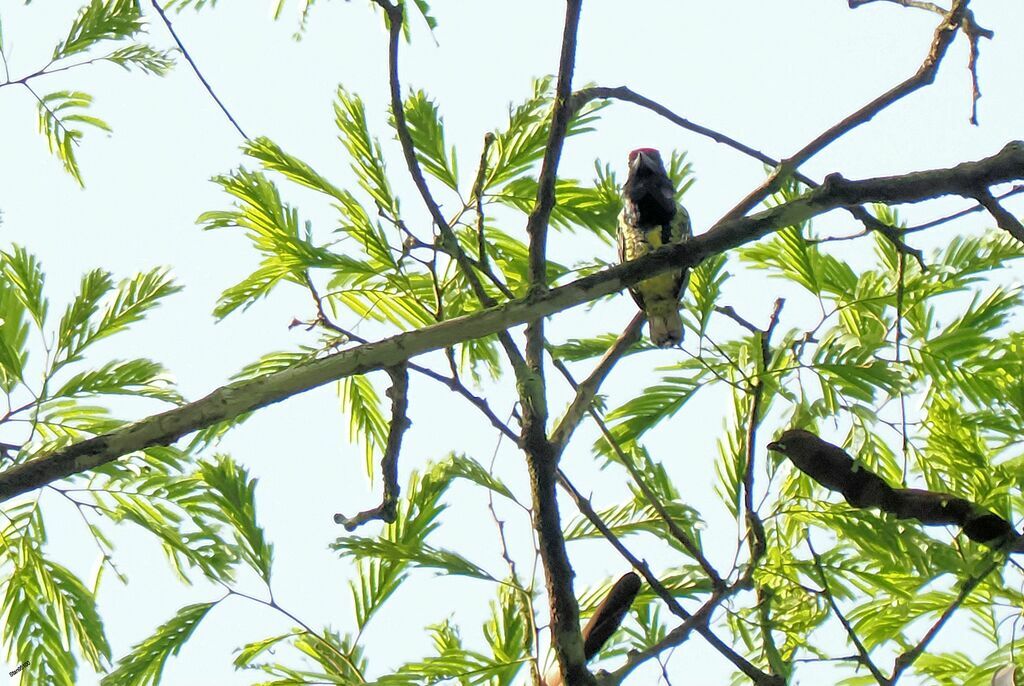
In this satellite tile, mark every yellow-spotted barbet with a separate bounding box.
[617,148,691,347]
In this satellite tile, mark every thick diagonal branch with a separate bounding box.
[2,142,1022,502]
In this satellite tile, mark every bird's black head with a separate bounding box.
[623,148,675,227]
[767,428,821,456]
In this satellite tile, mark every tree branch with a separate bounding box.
[974,188,1024,243]
[558,472,781,685]
[549,313,643,456]
[571,85,925,267]
[888,557,1001,683]
[3,142,1023,501]
[807,535,889,685]
[721,0,970,222]
[150,0,248,139]
[520,2,589,685]
[334,364,409,530]
[740,300,785,674]
[372,0,531,380]
[551,358,723,587]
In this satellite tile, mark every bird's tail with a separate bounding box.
[647,304,684,347]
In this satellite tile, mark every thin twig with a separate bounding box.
[901,184,1024,233]
[975,189,1024,243]
[807,535,889,685]
[720,0,970,223]
[307,274,519,443]
[572,86,925,267]
[557,471,780,686]
[888,556,1001,683]
[150,0,248,139]
[740,300,785,673]
[550,358,723,587]
[847,0,992,125]
[371,0,530,383]
[472,133,496,269]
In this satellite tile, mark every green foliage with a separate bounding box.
[102,602,215,686]
[53,0,143,60]
[8,5,1024,684]
[396,90,459,191]
[36,90,111,186]
[200,456,274,582]
[1,513,110,686]
[7,0,175,183]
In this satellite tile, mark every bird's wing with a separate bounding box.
[617,210,646,309]
[670,205,692,299]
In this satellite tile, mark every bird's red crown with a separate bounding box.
[628,147,661,163]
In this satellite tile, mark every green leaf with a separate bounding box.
[202,168,365,317]
[396,90,459,191]
[37,90,112,185]
[340,374,389,475]
[334,536,494,580]
[484,76,607,191]
[52,358,182,404]
[104,44,176,75]
[1,244,48,328]
[102,602,216,686]
[598,370,708,451]
[199,455,274,582]
[548,332,651,362]
[56,268,115,362]
[493,176,620,242]
[443,453,517,502]
[244,136,347,201]
[335,87,401,219]
[53,0,143,60]
[0,271,31,392]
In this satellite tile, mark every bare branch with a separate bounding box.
[372,0,531,380]
[549,313,643,456]
[3,142,1023,501]
[544,573,642,686]
[334,364,409,530]
[150,0,248,139]
[472,132,497,270]
[888,557,1001,683]
[519,3,590,684]
[551,358,723,587]
[901,184,1024,233]
[740,300,785,670]
[721,0,970,222]
[572,86,925,267]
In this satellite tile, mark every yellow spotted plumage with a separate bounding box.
[617,148,692,347]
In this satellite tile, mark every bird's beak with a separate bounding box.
[766,441,782,452]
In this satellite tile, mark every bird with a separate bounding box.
[617,147,692,347]
[766,428,895,508]
[766,429,1018,546]
[542,572,641,686]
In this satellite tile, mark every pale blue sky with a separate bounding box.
[1,1,1022,684]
